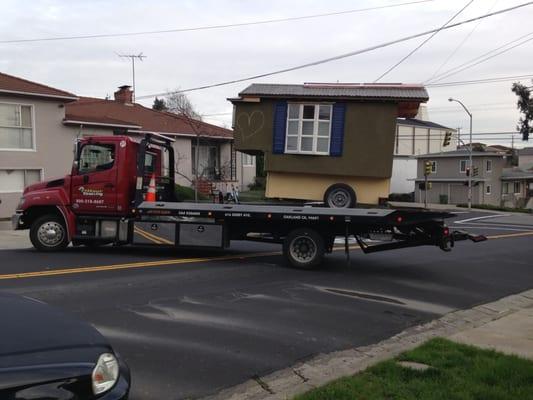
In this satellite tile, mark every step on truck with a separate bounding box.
[12,133,486,269]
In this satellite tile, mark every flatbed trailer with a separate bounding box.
[13,133,486,269]
[129,201,484,268]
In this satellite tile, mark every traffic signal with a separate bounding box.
[465,167,470,177]
[473,166,479,177]
[443,131,452,147]
[424,161,432,176]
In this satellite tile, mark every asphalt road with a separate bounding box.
[1,210,532,399]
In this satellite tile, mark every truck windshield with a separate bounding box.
[78,144,115,173]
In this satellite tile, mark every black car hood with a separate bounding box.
[0,292,110,369]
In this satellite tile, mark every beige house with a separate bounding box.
[0,72,79,218]
[0,72,254,219]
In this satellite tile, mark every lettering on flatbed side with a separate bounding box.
[224,212,251,217]
[282,215,319,221]
[177,211,201,216]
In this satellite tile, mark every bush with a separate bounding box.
[388,192,414,202]
[439,194,449,204]
[175,184,208,201]
[248,177,266,191]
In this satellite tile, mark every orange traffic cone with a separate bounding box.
[145,173,157,202]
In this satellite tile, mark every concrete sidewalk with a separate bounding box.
[0,221,31,250]
[208,289,533,400]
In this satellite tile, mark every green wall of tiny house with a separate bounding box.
[232,98,398,179]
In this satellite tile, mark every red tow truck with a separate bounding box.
[12,133,485,269]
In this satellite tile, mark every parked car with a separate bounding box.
[0,292,130,399]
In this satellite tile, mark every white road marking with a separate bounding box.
[307,285,454,314]
[454,214,510,224]
[450,225,533,232]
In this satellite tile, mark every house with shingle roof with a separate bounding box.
[63,86,245,191]
[229,82,429,206]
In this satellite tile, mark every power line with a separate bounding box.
[426,73,533,88]
[374,0,474,82]
[0,0,436,45]
[426,30,533,84]
[137,1,533,100]
[425,0,499,82]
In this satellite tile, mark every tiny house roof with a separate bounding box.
[234,82,429,102]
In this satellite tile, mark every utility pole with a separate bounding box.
[456,127,461,149]
[117,52,146,103]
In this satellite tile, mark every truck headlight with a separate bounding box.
[92,353,119,395]
[17,196,25,209]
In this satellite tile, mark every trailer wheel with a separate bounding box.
[324,184,356,208]
[30,214,69,252]
[283,228,324,269]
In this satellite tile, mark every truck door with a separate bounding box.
[71,142,118,213]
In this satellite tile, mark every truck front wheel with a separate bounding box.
[283,228,325,270]
[30,214,69,251]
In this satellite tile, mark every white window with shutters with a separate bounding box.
[285,103,331,155]
[0,102,35,151]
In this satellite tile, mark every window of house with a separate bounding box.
[503,182,509,194]
[514,181,521,194]
[192,143,220,180]
[486,159,492,173]
[431,161,437,173]
[485,185,491,195]
[78,144,115,173]
[460,159,469,173]
[0,169,41,193]
[242,153,255,166]
[285,103,331,155]
[0,103,34,150]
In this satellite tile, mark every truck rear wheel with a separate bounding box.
[324,184,356,208]
[283,228,324,270]
[30,214,69,251]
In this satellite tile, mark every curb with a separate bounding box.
[205,289,533,400]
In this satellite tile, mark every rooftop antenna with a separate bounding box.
[117,52,146,103]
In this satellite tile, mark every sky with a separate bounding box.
[1,0,532,148]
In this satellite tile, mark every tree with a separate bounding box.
[511,81,532,141]
[163,89,206,202]
[163,89,202,120]
[152,97,167,111]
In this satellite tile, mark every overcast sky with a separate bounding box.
[1,0,532,147]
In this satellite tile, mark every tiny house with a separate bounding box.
[229,83,428,207]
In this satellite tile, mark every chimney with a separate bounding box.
[114,85,133,104]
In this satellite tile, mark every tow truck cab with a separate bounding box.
[13,134,176,249]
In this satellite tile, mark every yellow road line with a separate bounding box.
[133,227,163,244]
[0,251,281,281]
[487,231,533,239]
[134,226,174,245]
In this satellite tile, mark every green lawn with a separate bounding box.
[238,189,266,202]
[295,338,533,400]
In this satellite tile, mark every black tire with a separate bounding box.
[30,214,69,252]
[324,184,356,208]
[283,228,325,270]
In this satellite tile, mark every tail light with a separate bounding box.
[443,227,450,236]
